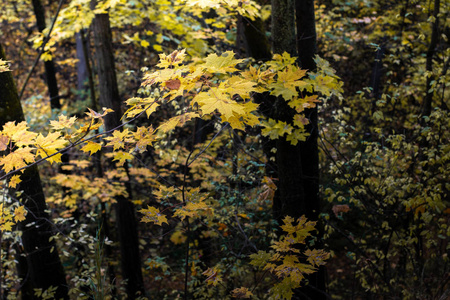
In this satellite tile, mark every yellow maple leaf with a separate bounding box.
[261,119,293,139]
[0,147,35,173]
[133,126,157,152]
[174,201,208,221]
[231,287,253,298]
[156,112,198,133]
[270,66,310,100]
[14,206,27,222]
[50,115,77,130]
[8,175,22,188]
[2,121,37,147]
[112,151,134,166]
[286,129,310,146]
[201,51,244,73]
[1,221,14,232]
[156,49,187,68]
[225,76,257,100]
[202,267,222,286]
[304,249,329,267]
[268,52,297,71]
[139,206,168,225]
[193,86,245,118]
[81,141,102,155]
[34,132,67,163]
[104,129,131,151]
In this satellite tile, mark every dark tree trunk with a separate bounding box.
[31,0,61,110]
[91,10,121,130]
[76,29,97,108]
[271,0,304,222]
[90,5,145,298]
[242,16,272,61]
[295,1,328,299]
[295,0,319,233]
[0,43,68,300]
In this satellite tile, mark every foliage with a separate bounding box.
[316,0,450,298]
[0,0,448,299]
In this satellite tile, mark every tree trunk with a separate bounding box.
[0,43,68,300]
[90,4,145,298]
[242,16,272,61]
[31,0,61,110]
[271,0,305,222]
[91,9,121,130]
[295,1,328,298]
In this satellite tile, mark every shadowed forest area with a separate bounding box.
[0,0,448,299]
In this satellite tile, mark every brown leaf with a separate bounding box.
[165,78,181,90]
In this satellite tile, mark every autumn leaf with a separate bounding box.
[164,78,181,90]
[201,51,244,73]
[2,121,37,147]
[8,175,22,188]
[50,115,77,130]
[0,147,35,173]
[286,129,309,146]
[231,287,253,298]
[81,141,102,155]
[0,222,13,232]
[156,112,198,133]
[170,230,187,245]
[174,200,210,221]
[304,249,329,267]
[261,119,293,139]
[270,66,309,100]
[225,76,257,100]
[139,206,168,225]
[14,206,27,222]
[157,116,182,133]
[133,126,157,152]
[202,267,222,286]
[104,129,131,151]
[268,52,298,70]
[0,135,8,151]
[85,107,114,119]
[34,132,67,163]
[111,151,134,166]
[193,86,245,124]
[156,49,187,68]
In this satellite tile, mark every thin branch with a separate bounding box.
[187,123,229,167]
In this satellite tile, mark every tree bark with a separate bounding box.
[0,43,68,300]
[241,15,272,61]
[31,0,62,110]
[271,0,305,222]
[90,4,145,298]
[91,10,121,130]
[295,1,328,299]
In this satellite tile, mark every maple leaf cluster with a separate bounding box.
[249,216,329,300]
